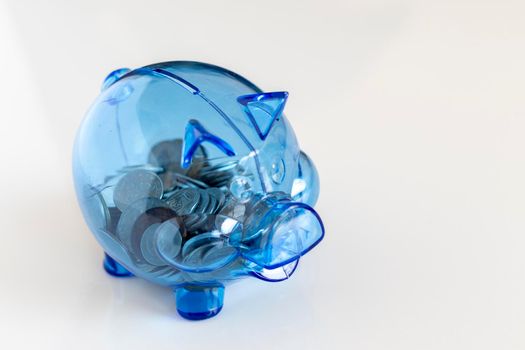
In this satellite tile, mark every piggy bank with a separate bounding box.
[73,61,324,320]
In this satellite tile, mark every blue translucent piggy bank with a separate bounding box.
[73,61,324,320]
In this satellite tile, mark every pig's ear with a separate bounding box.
[101,68,131,91]
[182,119,236,169]
[237,91,288,140]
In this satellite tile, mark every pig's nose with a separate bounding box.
[242,201,324,269]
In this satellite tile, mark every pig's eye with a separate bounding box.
[237,91,288,140]
[181,119,235,168]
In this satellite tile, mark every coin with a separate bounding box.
[148,139,184,173]
[181,232,222,258]
[182,213,200,228]
[81,185,111,233]
[201,243,238,268]
[165,188,200,215]
[203,190,217,214]
[151,230,216,272]
[183,214,213,233]
[155,218,183,262]
[182,242,218,268]
[206,188,226,213]
[197,159,238,187]
[96,224,134,267]
[116,197,176,268]
[160,173,210,197]
[91,191,111,231]
[140,223,165,266]
[106,207,122,235]
[217,195,248,222]
[159,172,176,193]
[113,169,163,211]
[195,190,210,214]
[172,173,208,189]
[148,139,206,175]
[182,240,238,271]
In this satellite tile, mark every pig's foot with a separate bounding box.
[174,283,225,320]
[103,253,133,277]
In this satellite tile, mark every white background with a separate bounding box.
[1,0,524,349]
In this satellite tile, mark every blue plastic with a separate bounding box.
[175,283,225,320]
[103,253,133,277]
[73,61,324,320]
[182,119,235,168]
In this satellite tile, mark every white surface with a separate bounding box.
[1,0,524,349]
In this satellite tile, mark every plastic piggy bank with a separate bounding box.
[73,61,324,320]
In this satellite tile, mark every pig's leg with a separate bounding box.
[103,253,133,277]
[174,283,225,320]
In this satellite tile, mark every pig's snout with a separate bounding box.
[242,200,324,269]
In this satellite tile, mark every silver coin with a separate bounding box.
[182,242,218,268]
[165,188,200,215]
[195,190,210,214]
[199,175,233,188]
[160,173,209,197]
[182,240,238,270]
[203,190,217,214]
[106,207,122,235]
[116,197,176,269]
[186,150,208,178]
[184,214,212,233]
[155,218,183,262]
[181,232,222,258]
[86,190,111,231]
[153,230,219,272]
[148,139,206,175]
[217,196,247,222]
[102,164,163,184]
[240,192,291,242]
[140,223,165,266]
[201,243,238,268]
[200,159,238,172]
[96,225,133,266]
[218,192,227,210]
[197,160,238,187]
[172,173,208,189]
[182,213,200,228]
[159,171,208,192]
[206,188,226,213]
[148,139,184,173]
[113,170,163,211]
[158,172,177,193]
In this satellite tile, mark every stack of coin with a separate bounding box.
[165,188,226,216]
[92,136,273,278]
[113,169,164,211]
[196,159,239,188]
[115,197,178,272]
[157,231,239,273]
[104,163,236,275]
